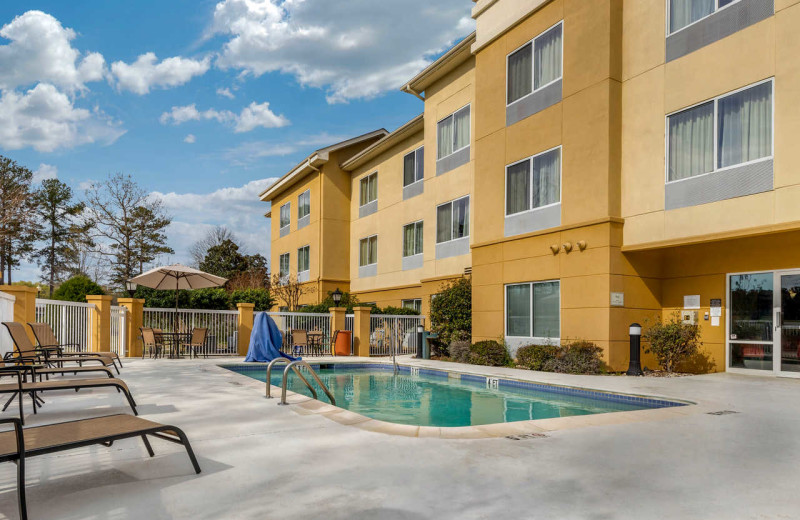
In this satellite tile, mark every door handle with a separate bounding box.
[776,311,783,329]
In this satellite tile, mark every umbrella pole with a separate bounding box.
[174,276,179,332]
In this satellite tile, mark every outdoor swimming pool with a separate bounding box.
[223,363,685,427]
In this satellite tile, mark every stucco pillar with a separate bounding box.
[118,298,144,358]
[0,285,37,343]
[352,306,372,357]
[237,303,255,356]
[329,307,346,356]
[86,295,112,353]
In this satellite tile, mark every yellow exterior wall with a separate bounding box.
[349,56,475,313]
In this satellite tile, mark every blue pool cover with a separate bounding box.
[244,312,299,363]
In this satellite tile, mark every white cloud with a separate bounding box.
[210,0,474,103]
[216,87,235,99]
[0,10,107,92]
[152,178,276,265]
[159,101,289,132]
[0,83,125,152]
[221,132,347,166]
[184,134,196,143]
[110,52,211,95]
[32,163,58,182]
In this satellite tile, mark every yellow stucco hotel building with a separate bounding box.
[261,0,800,375]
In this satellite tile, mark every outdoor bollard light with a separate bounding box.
[416,324,425,358]
[331,287,342,306]
[627,323,643,376]
[125,280,138,298]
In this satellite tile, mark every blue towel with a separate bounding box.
[244,313,300,363]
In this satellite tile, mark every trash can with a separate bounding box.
[334,330,352,356]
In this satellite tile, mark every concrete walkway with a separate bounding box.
[0,357,798,519]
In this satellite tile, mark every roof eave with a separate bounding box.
[341,115,425,172]
[401,32,476,95]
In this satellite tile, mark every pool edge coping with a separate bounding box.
[216,360,717,439]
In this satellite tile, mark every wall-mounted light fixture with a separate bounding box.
[562,242,573,253]
[577,240,587,251]
[550,244,560,255]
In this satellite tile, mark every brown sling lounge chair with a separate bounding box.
[0,414,201,520]
[28,322,122,370]
[3,323,117,373]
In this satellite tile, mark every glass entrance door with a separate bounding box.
[779,274,800,374]
[729,273,774,371]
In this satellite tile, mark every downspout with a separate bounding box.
[403,84,425,101]
[307,160,323,302]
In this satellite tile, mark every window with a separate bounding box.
[297,245,310,274]
[667,80,772,182]
[436,196,469,243]
[669,0,739,34]
[506,147,561,215]
[359,235,378,267]
[402,299,422,313]
[297,190,310,219]
[359,172,378,206]
[279,253,290,278]
[506,281,560,339]
[279,203,290,230]
[403,146,425,186]
[403,221,424,257]
[507,22,563,105]
[437,105,470,160]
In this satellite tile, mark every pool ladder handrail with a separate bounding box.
[265,358,336,406]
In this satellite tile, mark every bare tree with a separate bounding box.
[189,226,237,267]
[84,173,173,288]
[270,273,314,311]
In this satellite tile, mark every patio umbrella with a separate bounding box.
[128,264,227,330]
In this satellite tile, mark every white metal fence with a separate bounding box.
[35,299,95,353]
[345,314,354,355]
[369,315,425,356]
[143,308,239,356]
[266,312,332,356]
[110,305,127,357]
[0,291,15,357]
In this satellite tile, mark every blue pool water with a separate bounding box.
[223,364,683,427]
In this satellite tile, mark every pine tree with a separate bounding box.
[0,156,39,284]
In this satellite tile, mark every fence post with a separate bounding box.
[86,295,112,353]
[352,306,371,357]
[0,285,37,343]
[237,303,255,356]
[118,298,144,358]
[329,307,346,340]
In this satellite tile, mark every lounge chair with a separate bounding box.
[28,322,123,369]
[3,323,118,374]
[0,414,201,520]
[0,362,137,423]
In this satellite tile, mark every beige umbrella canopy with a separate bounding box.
[128,264,227,329]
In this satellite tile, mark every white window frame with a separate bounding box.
[279,202,291,231]
[437,104,471,160]
[666,0,742,36]
[665,78,774,185]
[402,220,424,258]
[359,234,378,267]
[402,299,422,313]
[504,280,561,342]
[359,172,378,207]
[278,252,290,278]
[297,190,310,220]
[297,245,310,275]
[506,20,564,108]
[403,146,425,187]
[436,195,470,244]
[505,145,562,216]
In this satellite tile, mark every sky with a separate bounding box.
[0,0,474,282]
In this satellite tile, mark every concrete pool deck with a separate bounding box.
[0,357,798,519]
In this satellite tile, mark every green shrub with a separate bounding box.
[429,277,471,345]
[52,276,105,302]
[188,288,231,310]
[643,312,702,373]
[516,344,559,371]
[469,340,512,367]
[378,306,420,316]
[449,340,471,363]
[229,288,275,311]
[549,340,604,374]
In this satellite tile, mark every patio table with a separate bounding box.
[157,332,192,359]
